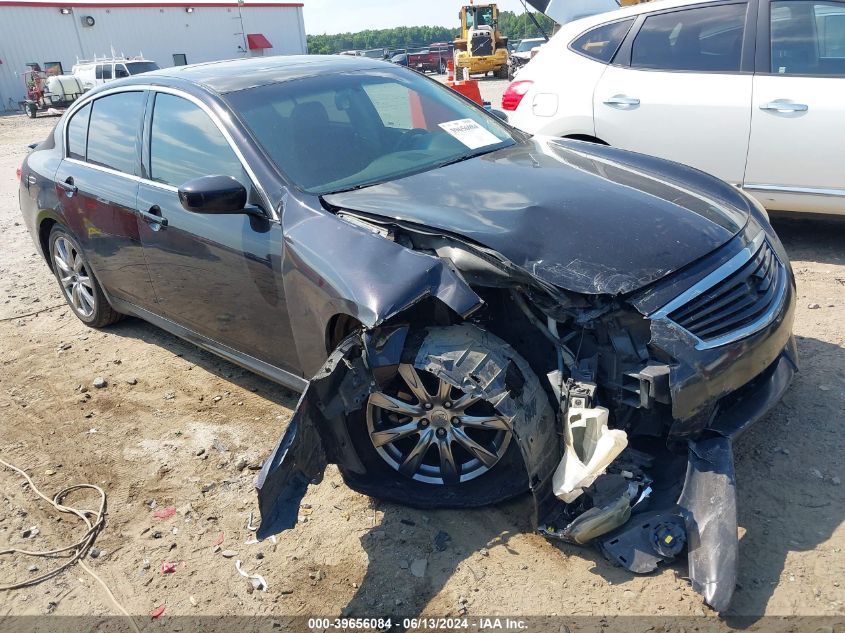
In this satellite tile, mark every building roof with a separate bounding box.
[141,55,387,93]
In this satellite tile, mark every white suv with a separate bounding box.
[504,0,845,215]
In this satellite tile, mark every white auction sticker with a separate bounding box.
[438,118,501,150]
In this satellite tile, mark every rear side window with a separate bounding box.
[571,19,635,63]
[631,3,747,71]
[86,92,145,174]
[95,65,103,79]
[149,93,247,188]
[771,0,845,75]
[66,103,91,160]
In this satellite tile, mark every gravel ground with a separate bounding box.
[0,111,843,627]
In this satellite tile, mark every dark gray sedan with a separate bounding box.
[18,55,797,612]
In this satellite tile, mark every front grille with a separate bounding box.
[658,235,786,348]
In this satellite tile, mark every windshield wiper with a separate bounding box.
[434,144,508,170]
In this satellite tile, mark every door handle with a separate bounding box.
[760,100,808,113]
[139,205,168,228]
[603,95,640,107]
[57,177,77,197]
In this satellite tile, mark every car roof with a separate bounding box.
[562,0,724,33]
[139,55,387,94]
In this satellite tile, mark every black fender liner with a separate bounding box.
[255,324,561,538]
[255,336,369,540]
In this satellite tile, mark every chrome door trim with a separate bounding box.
[64,157,143,183]
[744,184,845,198]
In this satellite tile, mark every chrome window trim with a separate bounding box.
[744,183,845,198]
[649,231,787,350]
[62,84,278,222]
[64,156,142,182]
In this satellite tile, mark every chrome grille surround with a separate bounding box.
[650,232,787,350]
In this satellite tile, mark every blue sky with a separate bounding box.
[303,0,534,34]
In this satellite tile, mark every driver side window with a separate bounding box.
[149,92,248,190]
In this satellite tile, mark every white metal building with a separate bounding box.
[0,0,307,108]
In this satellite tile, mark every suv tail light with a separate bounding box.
[502,80,533,111]
[16,166,22,180]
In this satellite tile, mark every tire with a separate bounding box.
[438,60,446,74]
[341,324,555,509]
[26,103,37,119]
[495,64,509,79]
[48,225,123,328]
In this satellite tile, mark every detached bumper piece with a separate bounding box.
[540,342,797,612]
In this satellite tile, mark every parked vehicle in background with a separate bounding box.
[508,36,547,79]
[72,57,160,91]
[454,3,510,77]
[358,48,389,59]
[505,0,845,215]
[407,42,453,73]
[390,52,410,66]
[22,63,84,118]
[19,55,797,613]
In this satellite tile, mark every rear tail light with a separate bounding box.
[16,166,22,180]
[502,80,533,111]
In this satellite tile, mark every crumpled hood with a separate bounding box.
[323,138,750,295]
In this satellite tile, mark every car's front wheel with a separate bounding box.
[48,225,123,328]
[343,325,553,508]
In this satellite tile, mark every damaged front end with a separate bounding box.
[256,207,797,613]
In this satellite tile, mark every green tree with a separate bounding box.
[305,10,554,55]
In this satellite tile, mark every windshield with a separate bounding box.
[517,39,544,52]
[226,67,516,194]
[126,62,160,75]
[474,7,494,26]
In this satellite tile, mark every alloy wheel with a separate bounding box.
[366,364,512,485]
[53,236,96,318]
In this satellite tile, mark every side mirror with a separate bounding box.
[178,175,247,214]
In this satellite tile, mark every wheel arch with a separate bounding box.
[38,217,59,271]
[325,313,364,354]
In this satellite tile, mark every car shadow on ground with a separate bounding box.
[723,333,845,625]
[340,496,535,621]
[106,316,301,411]
[771,212,845,266]
[340,333,845,625]
[99,229,844,624]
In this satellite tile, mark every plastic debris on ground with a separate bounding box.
[235,560,268,591]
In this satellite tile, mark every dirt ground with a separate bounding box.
[0,111,843,627]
